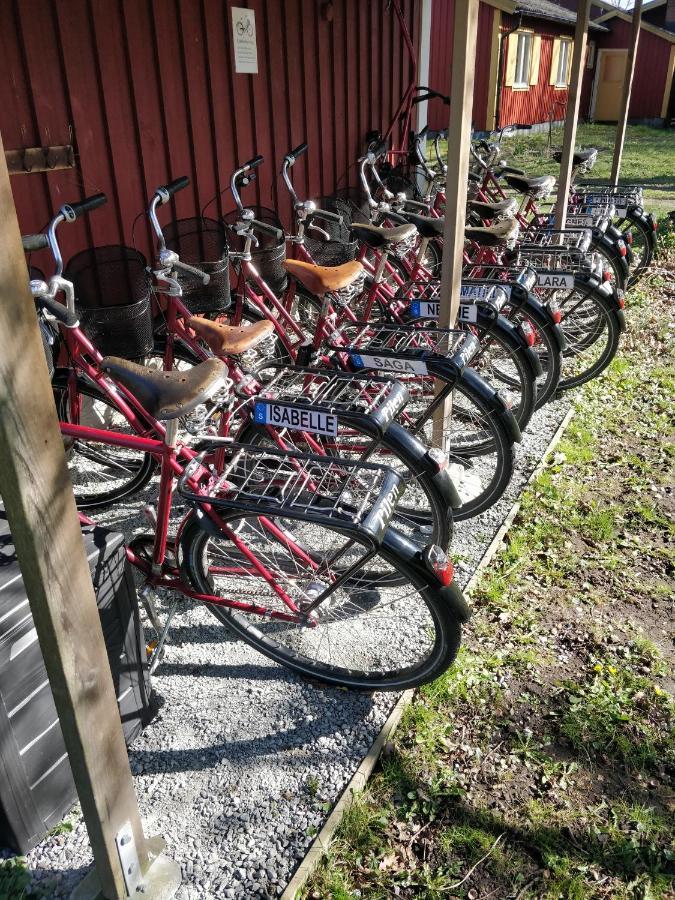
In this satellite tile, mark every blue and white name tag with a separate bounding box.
[566,215,594,226]
[254,401,338,437]
[410,299,439,318]
[457,302,478,324]
[536,271,574,290]
[351,353,428,376]
[460,283,510,301]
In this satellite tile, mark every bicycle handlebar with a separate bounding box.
[22,234,49,252]
[35,293,79,328]
[156,176,190,203]
[285,142,308,164]
[308,207,343,224]
[230,156,264,213]
[61,192,107,222]
[250,218,283,243]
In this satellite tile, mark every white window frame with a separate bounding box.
[555,38,572,87]
[586,40,596,69]
[513,32,533,89]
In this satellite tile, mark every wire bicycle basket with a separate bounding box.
[224,207,287,294]
[163,217,231,314]
[65,246,153,359]
[302,196,369,267]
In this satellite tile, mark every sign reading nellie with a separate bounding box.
[232,7,258,74]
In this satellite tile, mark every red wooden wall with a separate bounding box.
[582,18,674,119]
[498,14,575,129]
[426,0,495,132]
[0,0,419,266]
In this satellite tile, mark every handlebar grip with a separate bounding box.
[243,155,264,173]
[62,193,107,220]
[308,208,343,224]
[37,295,79,328]
[163,176,190,197]
[250,218,283,243]
[288,142,308,162]
[22,234,49,252]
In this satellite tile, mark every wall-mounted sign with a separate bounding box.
[232,7,258,74]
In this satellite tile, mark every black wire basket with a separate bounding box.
[223,207,287,294]
[303,196,370,266]
[163,217,231,314]
[65,246,153,360]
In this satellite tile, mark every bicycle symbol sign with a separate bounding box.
[232,6,258,74]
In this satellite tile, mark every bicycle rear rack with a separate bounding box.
[244,364,409,435]
[178,442,404,542]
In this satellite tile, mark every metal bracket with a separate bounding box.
[116,822,142,896]
[5,145,75,175]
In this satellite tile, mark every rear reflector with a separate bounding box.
[624,231,633,245]
[603,270,612,282]
[519,320,536,347]
[653,219,658,232]
[552,309,562,324]
[423,545,454,586]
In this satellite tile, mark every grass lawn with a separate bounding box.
[440,123,675,217]
[300,238,675,895]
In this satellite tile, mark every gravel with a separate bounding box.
[18,395,572,899]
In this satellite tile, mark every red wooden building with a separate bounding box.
[0,0,419,261]
[580,0,675,124]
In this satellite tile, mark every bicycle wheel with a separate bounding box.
[400,372,516,520]
[179,512,461,690]
[620,216,653,286]
[236,420,452,551]
[469,321,537,433]
[557,289,622,391]
[52,372,156,509]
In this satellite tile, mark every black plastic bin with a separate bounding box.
[0,509,154,853]
[65,246,154,360]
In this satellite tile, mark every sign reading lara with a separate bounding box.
[232,7,258,74]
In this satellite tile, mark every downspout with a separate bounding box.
[495,13,522,130]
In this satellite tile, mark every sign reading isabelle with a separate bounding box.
[232,7,258,74]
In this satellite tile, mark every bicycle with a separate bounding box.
[27,195,469,691]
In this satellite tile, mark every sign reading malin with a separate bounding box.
[254,401,338,437]
[232,7,258,74]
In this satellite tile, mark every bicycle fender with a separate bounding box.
[520,294,567,353]
[380,528,471,622]
[383,421,462,510]
[628,206,658,252]
[476,310,543,380]
[594,281,626,332]
[591,231,630,280]
[458,365,522,444]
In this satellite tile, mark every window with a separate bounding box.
[555,39,572,86]
[586,40,596,69]
[514,32,533,87]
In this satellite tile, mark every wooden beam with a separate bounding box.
[434,0,479,445]
[554,0,592,230]
[0,130,173,898]
[611,0,643,184]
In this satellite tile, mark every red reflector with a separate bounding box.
[619,244,627,257]
[624,232,633,245]
[603,270,612,282]
[423,545,454,586]
[552,309,562,324]
[652,219,658,232]
[618,295,625,309]
[520,320,535,347]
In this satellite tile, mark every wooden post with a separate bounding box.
[433,0,479,445]
[554,0,592,230]
[611,0,643,184]
[0,132,179,898]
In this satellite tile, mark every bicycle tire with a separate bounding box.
[179,512,462,690]
[52,371,156,509]
[557,289,622,392]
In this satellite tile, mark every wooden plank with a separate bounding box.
[0,131,147,899]
[611,0,643,184]
[434,0,479,445]
[554,0,591,230]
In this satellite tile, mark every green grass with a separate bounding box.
[441,122,675,216]
[302,239,675,899]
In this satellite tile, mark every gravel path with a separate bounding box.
[18,396,571,899]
